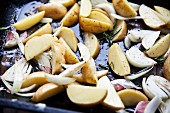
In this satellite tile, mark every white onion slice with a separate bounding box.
[14,31,25,54]
[124,34,132,49]
[15,92,35,97]
[78,43,91,62]
[40,18,53,23]
[53,23,63,37]
[5,31,18,48]
[129,2,140,12]
[91,0,108,7]
[19,84,36,93]
[110,13,144,20]
[159,99,170,113]
[45,74,76,85]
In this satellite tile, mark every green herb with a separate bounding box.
[99,64,108,69]
[143,49,149,53]
[109,62,114,69]
[154,57,167,63]
[0,26,10,30]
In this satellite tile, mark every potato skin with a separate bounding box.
[38,2,67,20]
[164,54,170,81]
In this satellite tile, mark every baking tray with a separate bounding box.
[0,0,169,113]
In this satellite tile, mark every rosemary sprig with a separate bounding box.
[99,64,109,69]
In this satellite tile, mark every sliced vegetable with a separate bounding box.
[78,43,91,62]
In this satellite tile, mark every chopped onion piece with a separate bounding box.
[124,34,132,49]
[124,66,153,80]
[61,64,73,69]
[5,31,17,48]
[45,74,76,85]
[15,92,35,97]
[144,96,162,113]
[159,99,170,113]
[53,23,63,37]
[129,2,140,12]
[134,101,149,113]
[1,79,12,91]
[19,84,36,93]
[91,0,108,7]
[111,13,144,20]
[40,18,53,23]
[78,43,91,62]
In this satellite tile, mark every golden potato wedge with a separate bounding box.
[84,32,100,58]
[97,76,125,110]
[112,20,127,41]
[32,83,65,102]
[82,57,98,84]
[118,89,148,106]
[24,34,54,61]
[51,43,66,74]
[13,11,45,31]
[88,11,113,30]
[73,70,108,83]
[38,3,67,20]
[139,4,167,29]
[61,3,80,27]
[67,85,107,107]
[154,6,170,28]
[23,23,52,43]
[146,34,170,58]
[164,54,170,81]
[112,0,137,17]
[108,43,130,76]
[59,37,79,64]
[92,8,109,17]
[80,0,92,17]
[54,27,78,52]
[22,72,48,88]
[50,0,76,7]
[79,17,111,34]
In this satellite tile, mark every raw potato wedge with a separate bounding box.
[50,0,76,7]
[118,89,148,106]
[61,3,80,27]
[97,76,125,110]
[13,11,45,31]
[22,72,48,88]
[38,3,67,20]
[146,34,170,58]
[25,34,54,61]
[79,17,111,33]
[59,37,79,64]
[108,43,130,76]
[84,32,100,58]
[92,8,109,17]
[139,4,167,29]
[112,0,137,17]
[32,83,65,102]
[23,23,52,43]
[88,11,113,30]
[82,58,98,84]
[154,6,170,28]
[51,43,66,74]
[54,27,78,52]
[67,85,107,107]
[112,20,127,41]
[164,54,170,81]
[80,0,92,17]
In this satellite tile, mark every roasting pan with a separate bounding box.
[0,0,169,113]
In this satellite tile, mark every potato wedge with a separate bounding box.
[88,11,113,30]
[13,11,45,31]
[82,57,98,84]
[32,83,65,102]
[38,3,67,20]
[146,34,170,58]
[67,85,107,107]
[97,76,125,110]
[51,43,66,74]
[22,72,48,88]
[23,23,52,43]
[112,0,137,17]
[154,6,170,28]
[50,0,76,7]
[25,34,54,61]
[164,54,170,81]
[80,0,92,17]
[92,8,109,17]
[61,3,80,27]
[118,89,148,106]
[139,4,167,29]
[108,43,130,76]
[54,27,78,52]
[112,20,127,41]
[84,32,100,58]
[79,17,111,33]
[59,37,79,64]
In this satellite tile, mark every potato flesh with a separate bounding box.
[67,85,107,107]
[108,43,130,76]
[50,0,76,7]
[24,34,54,61]
[164,54,170,81]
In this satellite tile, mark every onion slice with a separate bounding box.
[41,18,53,23]
[15,92,35,97]
[78,43,91,62]
[19,84,36,93]
[110,13,144,20]
[53,23,63,37]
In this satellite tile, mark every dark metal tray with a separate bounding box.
[0,0,169,113]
